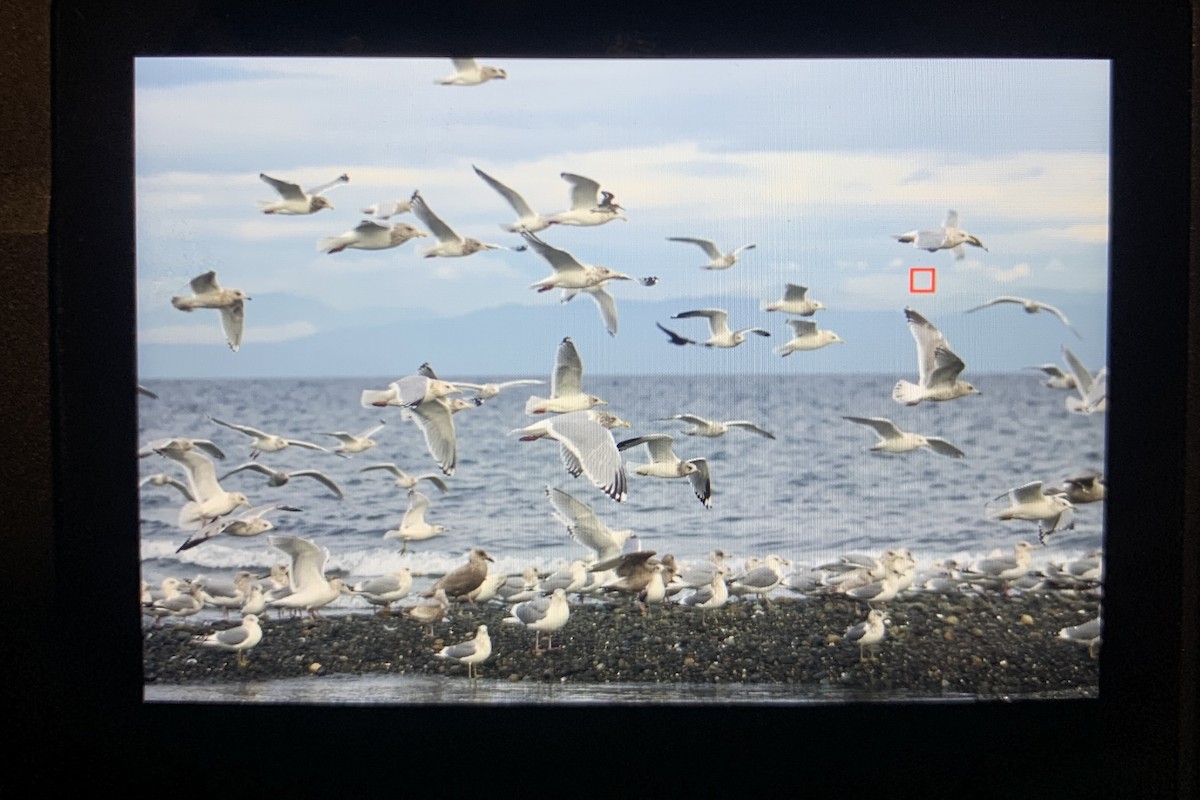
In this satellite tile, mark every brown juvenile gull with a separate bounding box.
[427,548,494,602]
[893,307,980,405]
[589,550,659,594]
[191,614,263,668]
[170,270,249,352]
[666,237,756,270]
[436,58,507,86]
[966,296,1082,339]
[317,220,427,254]
[410,190,503,258]
[257,172,348,214]
[210,416,331,459]
[404,588,449,636]
[218,461,344,499]
[512,409,630,502]
[435,624,493,679]
[762,283,825,316]
[892,209,987,260]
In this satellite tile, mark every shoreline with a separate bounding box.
[144,590,1101,699]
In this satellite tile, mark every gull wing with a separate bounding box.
[188,270,221,295]
[355,422,387,439]
[305,173,349,197]
[353,219,390,236]
[551,337,584,397]
[618,432,678,463]
[220,300,245,352]
[473,165,537,219]
[291,470,345,500]
[999,481,1047,505]
[904,308,950,386]
[548,412,626,501]
[782,284,810,301]
[451,57,479,73]
[210,417,270,440]
[926,437,966,458]
[843,416,903,441]
[663,413,710,426]
[259,174,304,201]
[138,474,195,501]
[418,362,440,380]
[495,379,543,390]
[360,462,404,477]
[666,237,722,259]
[927,345,968,387]
[546,486,624,559]
[269,534,329,592]
[1039,302,1082,338]
[916,230,951,250]
[521,231,586,274]
[656,322,695,346]
[409,399,457,475]
[786,319,817,338]
[584,285,619,337]
[674,308,730,337]
[1061,346,1095,395]
[282,439,330,452]
[560,172,601,210]
[686,458,713,508]
[160,446,222,501]
[219,461,278,482]
[212,625,255,648]
[409,192,460,243]
[966,297,1022,313]
[724,421,776,439]
[402,490,432,527]
[943,209,959,228]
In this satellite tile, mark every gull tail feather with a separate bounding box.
[361,389,395,408]
[892,380,924,405]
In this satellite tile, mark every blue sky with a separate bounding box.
[135,57,1110,378]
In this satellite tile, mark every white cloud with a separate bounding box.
[991,263,1031,282]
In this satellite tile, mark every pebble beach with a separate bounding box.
[143,590,1100,700]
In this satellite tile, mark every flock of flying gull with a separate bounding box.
[142,57,1106,676]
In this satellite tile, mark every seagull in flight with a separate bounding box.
[987,482,1075,543]
[511,409,631,502]
[666,309,771,349]
[170,271,249,352]
[893,209,986,259]
[545,486,634,563]
[893,307,980,405]
[472,165,551,232]
[666,237,756,270]
[317,220,427,254]
[544,173,628,226]
[966,296,1081,339]
[218,461,345,500]
[410,190,503,258]
[842,416,965,458]
[210,417,331,459]
[521,231,635,336]
[359,462,449,494]
[257,172,348,215]
[436,58,507,86]
[762,283,825,316]
[617,433,712,508]
[776,319,844,355]
[656,414,775,439]
[524,336,608,415]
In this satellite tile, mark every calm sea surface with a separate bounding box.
[139,373,1104,703]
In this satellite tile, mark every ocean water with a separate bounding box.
[138,373,1104,702]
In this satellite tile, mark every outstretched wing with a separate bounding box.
[473,165,537,219]
[259,173,304,201]
[666,237,721,259]
[551,337,584,397]
[410,191,460,243]
[561,172,601,210]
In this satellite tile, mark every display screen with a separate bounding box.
[135,57,1109,704]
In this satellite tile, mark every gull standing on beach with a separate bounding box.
[436,58,507,85]
[966,296,1082,339]
[893,209,987,259]
[410,190,502,258]
[218,462,344,500]
[176,502,301,552]
[545,486,634,562]
[319,422,386,456]
[666,237,756,270]
[170,271,248,352]
[763,283,825,316]
[504,588,571,653]
[153,439,251,528]
[656,414,775,440]
[842,416,965,458]
[728,554,789,606]
[209,417,330,459]
[317,220,427,254]
[257,172,348,215]
[661,308,771,349]
[844,609,888,662]
[893,307,980,405]
[776,319,844,355]
[428,548,495,602]
[404,588,449,636]
[191,614,264,668]
[987,482,1075,542]
[520,231,635,336]
[961,541,1039,591]
[544,173,628,227]
[524,336,608,414]
[512,409,631,502]
[617,433,712,508]
[385,489,449,554]
[267,534,347,619]
[435,625,492,679]
[348,569,413,613]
